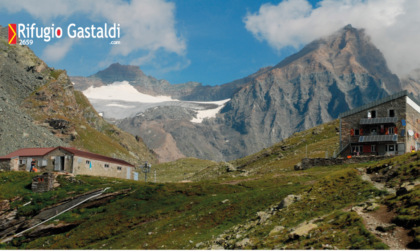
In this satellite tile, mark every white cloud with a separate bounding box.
[244,0,420,76]
[41,38,76,62]
[148,58,191,74]
[0,0,186,64]
[129,51,157,66]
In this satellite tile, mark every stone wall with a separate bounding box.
[72,155,137,180]
[0,160,10,171]
[297,156,390,170]
[31,172,55,193]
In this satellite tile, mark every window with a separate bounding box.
[39,159,47,167]
[86,160,90,164]
[389,127,395,134]
[104,164,109,168]
[354,129,360,136]
[368,110,377,118]
[386,145,396,152]
[19,159,26,165]
[117,166,122,171]
[371,145,376,152]
[389,109,395,118]
[371,110,376,118]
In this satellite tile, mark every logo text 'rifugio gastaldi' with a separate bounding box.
[8,23,120,45]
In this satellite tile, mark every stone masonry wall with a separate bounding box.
[16,149,74,173]
[0,160,10,171]
[340,96,406,156]
[31,172,55,193]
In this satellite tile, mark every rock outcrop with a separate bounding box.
[0,25,157,164]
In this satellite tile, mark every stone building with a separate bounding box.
[0,146,139,180]
[339,90,420,156]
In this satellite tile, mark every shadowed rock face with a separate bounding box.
[74,25,403,162]
[92,63,146,83]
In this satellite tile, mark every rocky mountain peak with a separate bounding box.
[91,63,146,84]
[343,23,354,30]
[271,24,400,92]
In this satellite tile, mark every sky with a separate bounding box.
[0,0,420,86]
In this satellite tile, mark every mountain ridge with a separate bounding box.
[73,24,405,162]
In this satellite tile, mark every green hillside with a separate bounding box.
[154,120,340,183]
[0,120,418,249]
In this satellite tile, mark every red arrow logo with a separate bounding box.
[8,24,17,44]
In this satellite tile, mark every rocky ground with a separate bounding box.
[0,96,67,156]
[351,166,417,249]
[202,194,304,249]
[0,26,67,156]
[199,160,418,250]
[350,204,410,250]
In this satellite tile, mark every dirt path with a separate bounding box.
[351,168,412,250]
[351,204,412,250]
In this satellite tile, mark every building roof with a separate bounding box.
[338,90,420,118]
[0,147,57,160]
[0,146,135,168]
[59,147,135,168]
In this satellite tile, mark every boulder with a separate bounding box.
[221,199,230,204]
[0,200,9,211]
[364,202,380,211]
[280,145,289,151]
[224,162,237,172]
[294,162,302,170]
[235,238,252,249]
[210,244,224,250]
[278,194,302,209]
[375,224,396,233]
[399,181,420,195]
[47,119,70,129]
[269,226,285,236]
[289,223,317,240]
[256,211,270,224]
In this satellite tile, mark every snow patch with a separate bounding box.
[190,99,230,123]
[106,103,136,109]
[83,81,177,103]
